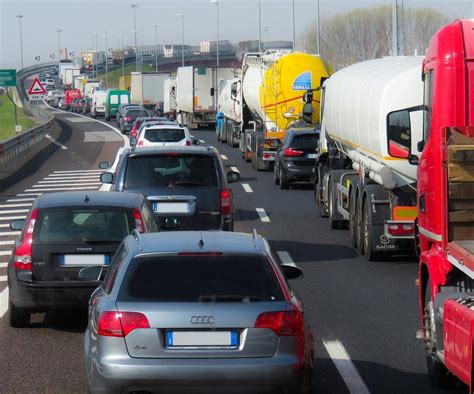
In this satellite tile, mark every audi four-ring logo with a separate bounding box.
[190,316,215,324]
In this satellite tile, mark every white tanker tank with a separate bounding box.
[321,56,424,187]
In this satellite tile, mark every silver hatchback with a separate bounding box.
[82,231,314,393]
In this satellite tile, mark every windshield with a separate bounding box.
[144,128,185,143]
[292,133,319,149]
[118,254,285,302]
[124,154,218,188]
[126,109,149,121]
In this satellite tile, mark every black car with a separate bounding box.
[7,191,159,328]
[82,97,92,115]
[100,146,240,231]
[120,107,150,134]
[274,128,320,189]
[116,103,143,126]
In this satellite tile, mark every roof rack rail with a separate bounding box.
[252,228,261,251]
[131,229,143,251]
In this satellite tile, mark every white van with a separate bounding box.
[91,90,108,118]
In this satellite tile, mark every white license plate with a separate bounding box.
[306,153,317,159]
[166,331,239,347]
[153,202,189,213]
[60,254,109,267]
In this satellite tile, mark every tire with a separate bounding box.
[280,167,289,189]
[363,197,382,261]
[274,164,280,185]
[9,300,30,328]
[349,187,358,248]
[328,178,344,229]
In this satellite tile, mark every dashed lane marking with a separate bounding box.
[6,198,37,202]
[0,288,9,318]
[0,241,14,246]
[42,176,99,181]
[0,216,26,221]
[0,203,32,208]
[276,251,296,266]
[0,209,29,214]
[16,193,42,197]
[64,117,95,123]
[221,155,228,160]
[45,134,68,150]
[230,166,240,173]
[255,208,270,223]
[0,276,6,282]
[32,182,101,188]
[53,170,103,174]
[323,340,370,394]
[0,224,10,228]
[24,187,98,192]
[0,251,11,256]
[0,232,20,237]
[242,183,253,193]
[0,263,7,268]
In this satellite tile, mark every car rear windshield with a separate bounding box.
[118,254,285,302]
[291,133,319,148]
[144,128,185,143]
[34,208,134,243]
[124,154,218,188]
[127,110,149,121]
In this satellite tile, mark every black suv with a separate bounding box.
[274,128,320,189]
[7,191,158,328]
[100,146,239,231]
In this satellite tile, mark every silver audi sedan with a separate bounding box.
[82,231,314,393]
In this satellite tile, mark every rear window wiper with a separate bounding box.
[81,238,121,244]
[198,295,269,302]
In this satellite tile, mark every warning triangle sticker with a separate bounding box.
[27,77,47,95]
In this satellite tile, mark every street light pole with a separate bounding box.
[211,0,219,67]
[316,0,321,54]
[291,0,295,50]
[104,26,108,88]
[131,4,139,72]
[139,19,144,70]
[16,15,24,69]
[258,0,262,52]
[120,34,125,79]
[178,13,184,67]
[57,29,62,66]
[152,24,158,72]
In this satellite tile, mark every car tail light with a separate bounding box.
[124,116,130,122]
[14,208,38,271]
[255,310,304,336]
[130,129,137,137]
[388,223,414,236]
[185,140,192,146]
[98,311,150,337]
[284,148,304,157]
[220,189,232,215]
[133,209,145,233]
[138,140,144,146]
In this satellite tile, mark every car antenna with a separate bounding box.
[84,195,90,203]
[199,232,204,249]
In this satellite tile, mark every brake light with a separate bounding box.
[185,140,192,146]
[14,208,38,271]
[284,148,304,157]
[124,116,130,122]
[130,129,137,137]
[255,310,304,336]
[220,189,232,215]
[133,209,145,233]
[98,311,150,337]
[387,223,414,236]
[138,140,144,146]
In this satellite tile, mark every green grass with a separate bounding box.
[0,94,36,141]
[96,64,154,89]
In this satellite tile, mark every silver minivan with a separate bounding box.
[82,231,313,393]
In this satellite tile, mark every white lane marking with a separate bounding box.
[16,193,42,197]
[0,224,9,228]
[0,203,32,208]
[0,232,20,237]
[0,216,26,221]
[0,263,7,268]
[64,117,93,123]
[221,154,228,160]
[0,241,14,246]
[0,251,11,256]
[230,166,240,173]
[255,208,270,223]
[32,182,101,187]
[241,183,253,193]
[24,186,98,192]
[0,287,8,318]
[276,251,296,266]
[323,340,370,394]
[42,176,99,181]
[0,209,29,214]
[45,134,68,150]
[0,276,6,282]
[6,198,37,202]
[53,170,103,174]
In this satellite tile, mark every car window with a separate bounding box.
[144,128,185,143]
[141,202,158,232]
[34,208,134,243]
[110,95,119,104]
[291,133,319,149]
[118,254,285,302]
[124,154,218,188]
[102,244,128,294]
[127,110,149,121]
[120,95,129,104]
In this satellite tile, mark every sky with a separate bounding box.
[0,0,473,69]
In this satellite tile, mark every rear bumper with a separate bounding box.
[283,163,315,181]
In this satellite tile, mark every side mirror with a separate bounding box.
[408,154,419,166]
[302,103,313,123]
[100,172,114,184]
[78,266,103,281]
[192,138,200,145]
[130,137,137,146]
[227,170,240,183]
[99,161,109,169]
[210,87,215,97]
[163,217,179,230]
[10,219,25,231]
[281,263,303,280]
[387,110,411,159]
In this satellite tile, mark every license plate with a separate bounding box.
[166,331,239,348]
[60,254,110,267]
[153,202,189,213]
[306,153,317,159]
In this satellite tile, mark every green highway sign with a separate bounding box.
[0,69,17,87]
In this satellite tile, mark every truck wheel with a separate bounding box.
[349,187,358,248]
[280,167,289,189]
[274,164,280,185]
[9,300,30,328]
[424,285,451,389]
[363,197,382,261]
[328,178,344,229]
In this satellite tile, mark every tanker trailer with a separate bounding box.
[223,51,331,170]
[315,56,424,261]
[218,77,241,144]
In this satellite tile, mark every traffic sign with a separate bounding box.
[27,77,47,100]
[0,69,17,87]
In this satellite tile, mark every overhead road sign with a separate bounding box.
[27,77,47,100]
[0,69,17,87]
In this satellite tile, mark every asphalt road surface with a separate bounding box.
[0,107,463,393]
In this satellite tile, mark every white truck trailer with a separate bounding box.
[64,66,81,88]
[315,56,424,261]
[176,66,235,129]
[131,72,170,110]
[163,77,177,120]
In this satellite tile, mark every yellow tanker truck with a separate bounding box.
[219,51,332,170]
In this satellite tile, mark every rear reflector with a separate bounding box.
[185,140,192,146]
[387,223,415,236]
[98,311,150,337]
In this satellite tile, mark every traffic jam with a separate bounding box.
[0,7,473,394]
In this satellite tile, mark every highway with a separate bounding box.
[0,102,459,393]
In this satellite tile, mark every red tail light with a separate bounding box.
[133,209,145,233]
[138,140,144,146]
[284,148,304,157]
[124,116,131,122]
[220,189,232,215]
[14,208,38,271]
[255,310,304,336]
[130,129,137,137]
[387,223,414,236]
[98,311,150,337]
[185,140,192,146]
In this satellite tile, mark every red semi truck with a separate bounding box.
[417,20,474,389]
